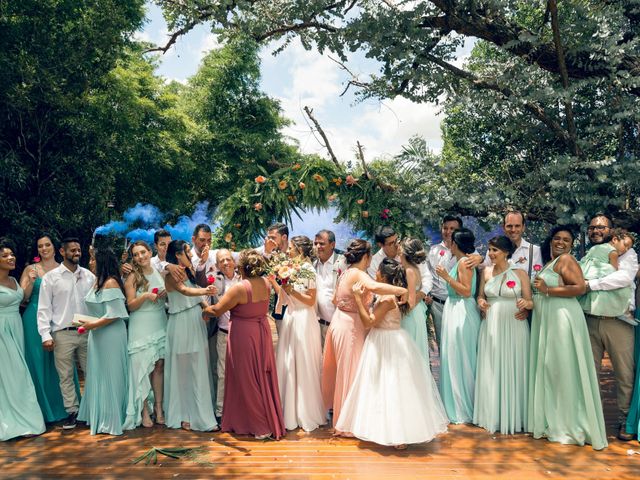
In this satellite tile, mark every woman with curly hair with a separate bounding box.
[204,249,286,440]
[398,238,430,363]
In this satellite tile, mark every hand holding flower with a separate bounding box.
[533,277,548,294]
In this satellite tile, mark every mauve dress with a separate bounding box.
[222,279,285,439]
[321,269,372,429]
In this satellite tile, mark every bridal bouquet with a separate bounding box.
[267,252,316,292]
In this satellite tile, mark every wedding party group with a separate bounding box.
[2,210,640,452]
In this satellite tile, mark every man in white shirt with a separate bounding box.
[37,237,95,430]
[210,249,241,421]
[582,214,638,441]
[367,226,433,297]
[150,229,171,275]
[425,216,484,348]
[482,211,543,278]
[313,230,346,347]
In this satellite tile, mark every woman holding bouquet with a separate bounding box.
[204,249,286,440]
[123,241,168,429]
[268,236,325,432]
[163,240,217,432]
[322,239,408,435]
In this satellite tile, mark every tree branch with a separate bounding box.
[549,0,580,157]
[303,106,341,167]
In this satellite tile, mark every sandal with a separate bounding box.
[255,432,272,440]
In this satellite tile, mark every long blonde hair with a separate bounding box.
[129,240,152,292]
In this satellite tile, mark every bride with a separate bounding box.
[269,236,326,431]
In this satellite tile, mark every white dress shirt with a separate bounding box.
[482,238,542,279]
[315,253,346,323]
[37,263,96,342]
[151,255,168,276]
[368,249,433,297]
[216,272,241,331]
[427,242,458,300]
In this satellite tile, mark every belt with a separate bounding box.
[431,296,446,305]
[59,327,78,331]
[318,319,331,326]
[218,327,229,334]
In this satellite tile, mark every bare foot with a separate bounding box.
[393,444,408,450]
[154,403,165,425]
[181,422,191,431]
[141,413,153,428]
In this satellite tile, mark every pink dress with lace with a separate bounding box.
[321,269,372,429]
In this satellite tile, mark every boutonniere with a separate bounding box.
[515,256,527,264]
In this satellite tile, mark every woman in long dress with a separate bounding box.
[0,238,46,440]
[528,225,607,450]
[163,240,217,432]
[204,249,285,439]
[474,236,532,434]
[19,233,69,423]
[398,238,430,363]
[77,237,129,435]
[336,258,448,449]
[322,239,408,434]
[269,236,325,432]
[436,227,481,424]
[123,241,168,429]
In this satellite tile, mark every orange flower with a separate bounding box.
[287,195,296,201]
[292,163,302,171]
[278,180,288,190]
[253,202,263,211]
[234,223,242,228]
[356,199,364,205]
[346,174,358,186]
[332,177,343,186]
[299,182,306,189]
[312,173,324,182]
[224,232,233,242]
[327,194,337,201]
[361,210,369,218]
[255,175,266,184]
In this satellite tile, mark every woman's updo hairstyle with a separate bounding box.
[401,238,427,265]
[378,258,409,315]
[238,249,267,278]
[487,236,516,259]
[290,235,316,261]
[344,238,371,265]
[451,228,476,255]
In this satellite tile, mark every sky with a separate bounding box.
[137,3,473,162]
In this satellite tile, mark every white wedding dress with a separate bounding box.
[275,277,326,431]
[336,295,449,446]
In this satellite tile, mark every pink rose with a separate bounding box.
[439,250,445,257]
[33,256,41,263]
[506,280,516,289]
[78,327,86,334]
[152,288,159,294]
[533,264,542,272]
[207,275,215,285]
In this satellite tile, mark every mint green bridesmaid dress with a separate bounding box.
[21,276,68,423]
[123,270,168,429]
[528,256,607,450]
[473,268,530,434]
[164,282,217,431]
[78,287,129,435]
[439,258,481,424]
[0,279,46,440]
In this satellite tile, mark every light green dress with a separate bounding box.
[164,281,217,431]
[528,256,608,450]
[123,270,168,429]
[401,300,430,364]
[439,258,481,424]
[0,279,46,440]
[22,276,69,423]
[579,243,631,316]
[78,287,129,435]
[474,268,530,434]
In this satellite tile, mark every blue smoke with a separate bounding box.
[288,206,365,251]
